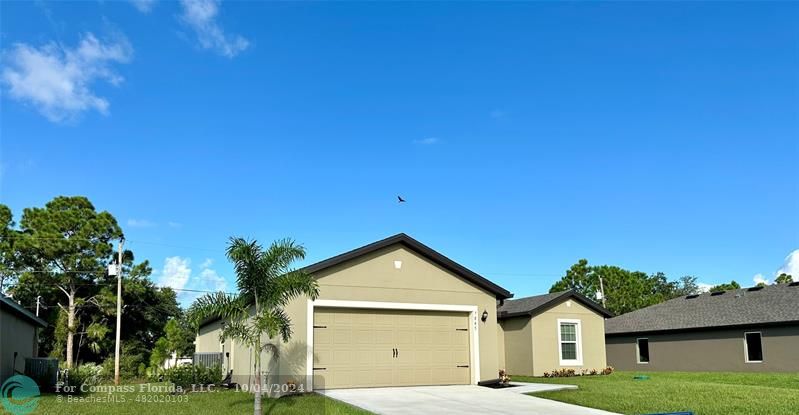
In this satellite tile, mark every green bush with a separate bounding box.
[164,364,222,391]
[196,364,222,385]
[137,363,147,378]
[165,365,196,390]
[59,363,106,393]
[146,365,165,382]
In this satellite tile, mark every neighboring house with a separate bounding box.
[497,290,613,376]
[161,352,193,369]
[196,233,513,391]
[605,282,799,372]
[0,294,47,383]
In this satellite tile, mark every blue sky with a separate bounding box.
[2,1,797,305]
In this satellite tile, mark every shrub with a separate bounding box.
[165,365,196,390]
[164,364,222,391]
[542,367,614,378]
[58,363,105,393]
[195,364,222,385]
[147,365,165,382]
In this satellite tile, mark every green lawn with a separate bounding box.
[516,371,799,415]
[28,384,371,415]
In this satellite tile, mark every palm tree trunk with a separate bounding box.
[66,292,76,368]
[253,349,262,415]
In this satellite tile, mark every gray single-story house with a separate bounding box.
[497,290,613,376]
[0,294,47,383]
[605,282,799,372]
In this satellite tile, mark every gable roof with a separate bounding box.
[303,233,513,299]
[497,289,613,319]
[605,282,799,335]
[198,233,513,327]
[1,294,48,328]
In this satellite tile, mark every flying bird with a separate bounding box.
[397,196,406,203]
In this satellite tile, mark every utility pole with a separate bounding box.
[36,296,41,317]
[114,238,124,386]
[598,276,607,308]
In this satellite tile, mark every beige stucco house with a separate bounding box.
[1,294,47,383]
[195,234,611,391]
[497,290,612,376]
[196,234,512,391]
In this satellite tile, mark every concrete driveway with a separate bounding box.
[319,383,620,415]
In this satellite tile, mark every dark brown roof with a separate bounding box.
[303,233,512,299]
[497,289,613,319]
[1,294,47,328]
[605,282,799,335]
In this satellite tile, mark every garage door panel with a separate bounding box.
[373,328,395,344]
[314,308,471,389]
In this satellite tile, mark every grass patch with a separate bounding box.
[31,383,371,415]
[515,371,799,415]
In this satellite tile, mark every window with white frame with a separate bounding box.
[558,319,582,366]
[744,332,763,363]
[636,338,650,364]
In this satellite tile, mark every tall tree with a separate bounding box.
[0,204,19,293]
[188,238,319,415]
[775,273,794,284]
[550,260,701,315]
[15,196,123,368]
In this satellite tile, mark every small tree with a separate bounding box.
[164,318,193,366]
[775,273,794,284]
[710,280,741,292]
[189,238,318,415]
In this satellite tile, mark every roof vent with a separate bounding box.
[710,291,725,296]
[747,286,764,292]
[685,294,700,299]
[789,281,799,287]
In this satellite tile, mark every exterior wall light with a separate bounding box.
[481,310,489,322]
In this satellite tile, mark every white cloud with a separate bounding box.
[127,218,156,228]
[157,256,228,305]
[1,33,133,122]
[179,0,249,58]
[130,0,156,13]
[697,283,713,293]
[198,268,227,291]
[777,249,799,277]
[413,137,439,145]
[749,249,799,286]
[753,273,769,286]
[158,256,192,291]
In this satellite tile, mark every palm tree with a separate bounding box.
[189,237,319,415]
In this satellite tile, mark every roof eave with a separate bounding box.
[303,233,513,299]
[605,319,799,336]
[497,290,614,320]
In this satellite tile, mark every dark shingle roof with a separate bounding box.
[0,294,47,328]
[605,283,799,335]
[498,289,613,319]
